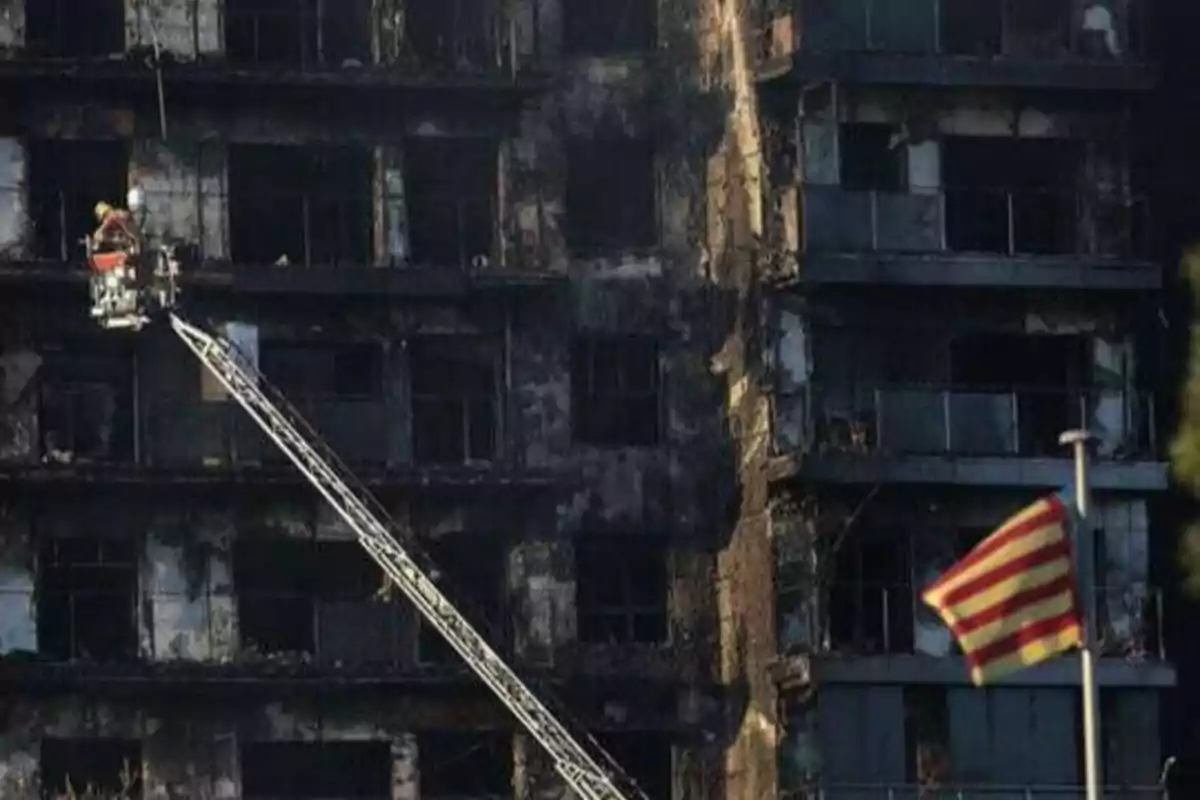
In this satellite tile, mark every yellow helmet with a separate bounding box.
[94,201,113,220]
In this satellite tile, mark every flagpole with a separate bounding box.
[1060,429,1102,800]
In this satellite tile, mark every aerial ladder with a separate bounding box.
[83,198,650,800]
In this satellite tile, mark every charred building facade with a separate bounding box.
[0,0,775,797]
[755,0,1175,796]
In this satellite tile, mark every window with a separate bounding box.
[839,124,906,192]
[571,335,660,447]
[228,144,373,266]
[566,136,657,254]
[259,341,383,399]
[418,732,512,798]
[576,538,668,644]
[233,538,396,662]
[26,0,125,57]
[562,0,657,55]
[225,0,371,65]
[828,528,912,654]
[404,137,497,268]
[594,732,672,800]
[903,686,950,789]
[28,140,129,262]
[36,340,135,463]
[417,536,504,664]
[40,738,141,800]
[37,537,139,662]
[241,741,392,799]
[409,337,498,464]
[405,0,496,70]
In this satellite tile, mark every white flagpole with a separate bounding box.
[1060,429,1102,800]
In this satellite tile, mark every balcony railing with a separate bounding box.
[782,784,1166,800]
[803,186,1151,260]
[790,0,1149,60]
[783,581,1166,661]
[806,385,1157,460]
[10,187,500,272]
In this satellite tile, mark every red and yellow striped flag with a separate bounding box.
[921,494,1084,685]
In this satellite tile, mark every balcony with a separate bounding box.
[782,784,1166,799]
[757,0,1156,90]
[798,185,1157,290]
[775,579,1173,688]
[782,385,1166,489]
[0,186,560,297]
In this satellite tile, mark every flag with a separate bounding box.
[921,493,1084,685]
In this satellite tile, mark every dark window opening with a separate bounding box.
[593,732,672,800]
[233,538,393,661]
[940,0,1003,56]
[409,337,498,465]
[228,144,373,267]
[28,140,129,262]
[418,732,512,798]
[903,686,950,789]
[404,137,496,268]
[37,537,138,663]
[565,137,657,254]
[225,0,371,66]
[405,0,496,71]
[1005,0,1071,57]
[828,528,912,654]
[951,333,1090,456]
[839,124,906,192]
[943,136,1081,255]
[571,335,660,447]
[562,0,657,55]
[259,341,384,399]
[26,0,125,57]
[40,738,142,800]
[576,538,668,645]
[36,341,135,463]
[417,536,504,665]
[241,741,392,799]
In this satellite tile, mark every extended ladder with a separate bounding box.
[166,313,647,800]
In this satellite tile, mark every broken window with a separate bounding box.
[576,538,668,645]
[417,535,505,664]
[233,538,396,662]
[36,339,135,464]
[404,137,497,268]
[903,686,950,789]
[418,732,512,798]
[259,340,384,399]
[571,335,660,447]
[40,738,141,800]
[942,136,1082,255]
[941,0,1071,57]
[241,741,392,798]
[405,0,496,70]
[565,136,657,254]
[562,0,657,55]
[225,0,371,66]
[228,144,373,267]
[28,140,129,262]
[26,0,125,57]
[951,333,1090,456]
[37,537,138,663]
[828,527,913,654]
[594,732,672,800]
[409,337,498,464]
[839,124,906,192]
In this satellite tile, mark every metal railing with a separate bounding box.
[791,0,1150,60]
[794,581,1166,660]
[8,186,499,272]
[782,783,1167,799]
[808,385,1157,460]
[803,186,1151,260]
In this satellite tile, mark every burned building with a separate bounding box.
[0,0,772,797]
[755,0,1174,796]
